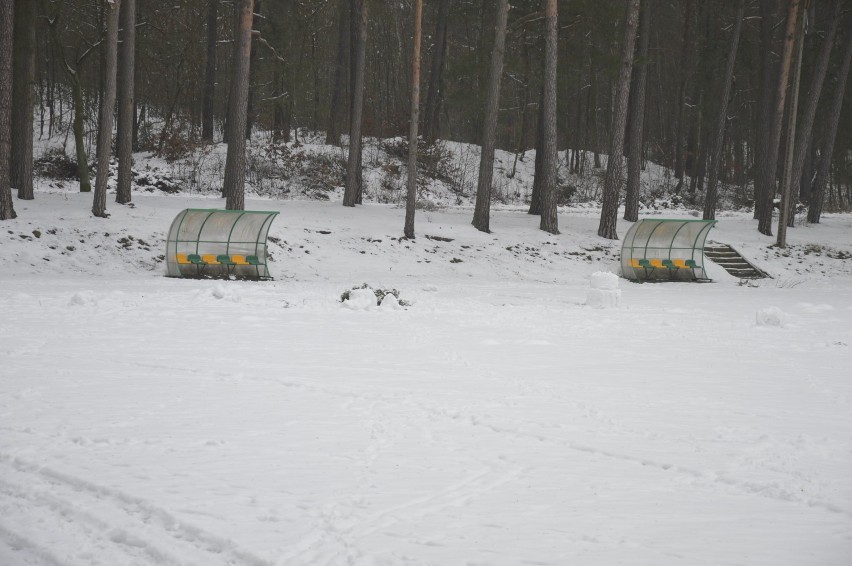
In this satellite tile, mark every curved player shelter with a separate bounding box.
[165,209,279,280]
[621,219,717,281]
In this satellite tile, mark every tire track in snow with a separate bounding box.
[0,522,71,566]
[0,454,273,566]
[0,477,184,566]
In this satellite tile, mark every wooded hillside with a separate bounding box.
[1,0,850,240]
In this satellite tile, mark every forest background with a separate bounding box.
[1,0,851,242]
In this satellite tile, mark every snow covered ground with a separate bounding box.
[2,186,852,565]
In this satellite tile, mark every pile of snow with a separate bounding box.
[379,293,402,310]
[342,287,378,310]
[756,306,788,327]
[586,271,621,309]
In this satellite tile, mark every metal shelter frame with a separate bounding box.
[621,219,717,281]
[165,209,279,279]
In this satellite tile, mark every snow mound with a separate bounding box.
[68,291,98,307]
[756,306,787,327]
[587,271,621,308]
[590,271,620,290]
[587,288,622,309]
[379,293,402,311]
[342,288,378,311]
[211,284,228,300]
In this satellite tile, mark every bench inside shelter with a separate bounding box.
[621,219,716,282]
[165,209,279,280]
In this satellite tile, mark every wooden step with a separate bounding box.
[703,243,769,279]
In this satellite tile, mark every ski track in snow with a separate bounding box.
[0,455,272,566]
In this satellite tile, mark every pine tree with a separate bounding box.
[343,0,367,207]
[472,0,509,233]
[0,0,16,220]
[222,0,255,211]
[538,0,559,235]
[116,0,136,205]
[703,0,745,221]
[403,0,423,239]
[92,0,121,218]
[597,0,640,240]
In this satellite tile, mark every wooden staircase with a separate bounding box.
[703,243,769,279]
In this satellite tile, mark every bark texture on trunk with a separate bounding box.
[93,0,121,218]
[471,0,509,233]
[403,0,423,239]
[423,0,449,144]
[754,0,776,221]
[116,0,136,205]
[777,8,804,247]
[326,0,349,146]
[597,0,640,240]
[343,0,367,207]
[624,0,651,222]
[70,76,92,193]
[202,0,217,142]
[528,87,544,215]
[11,0,35,201]
[0,0,16,219]
[538,0,559,235]
[703,0,745,221]
[808,26,852,224]
[222,0,255,211]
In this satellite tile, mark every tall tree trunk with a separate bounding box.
[403,0,423,239]
[754,0,777,221]
[11,0,35,201]
[590,66,601,168]
[624,0,651,222]
[423,0,449,144]
[92,0,121,218]
[789,0,841,213]
[70,75,92,193]
[539,0,559,234]
[703,0,745,220]
[759,0,802,235]
[0,0,16,219]
[528,87,544,214]
[45,7,94,194]
[673,0,694,191]
[799,138,815,204]
[471,0,509,233]
[326,0,349,146]
[597,0,640,240]
[116,0,136,205]
[272,70,290,142]
[222,2,240,148]
[245,0,260,140]
[202,0,217,142]
[777,7,804,247]
[343,0,367,207]
[222,0,255,211]
[808,25,852,224]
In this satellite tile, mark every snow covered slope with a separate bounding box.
[1,189,851,566]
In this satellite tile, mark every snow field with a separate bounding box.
[1,191,852,565]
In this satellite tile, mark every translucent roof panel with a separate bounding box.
[165,209,279,279]
[621,219,717,281]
